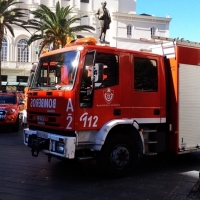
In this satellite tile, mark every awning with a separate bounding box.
[1,82,27,86]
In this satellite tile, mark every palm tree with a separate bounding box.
[25,1,95,55]
[0,0,30,90]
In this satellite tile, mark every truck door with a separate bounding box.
[130,55,165,125]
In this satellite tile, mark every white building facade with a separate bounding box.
[1,0,171,87]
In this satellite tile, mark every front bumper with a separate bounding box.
[23,128,76,159]
[0,115,18,124]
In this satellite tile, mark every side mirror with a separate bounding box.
[92,63,104,83]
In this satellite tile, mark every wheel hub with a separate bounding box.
[111,146,130,168]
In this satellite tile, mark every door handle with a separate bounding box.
[154,109,160,115]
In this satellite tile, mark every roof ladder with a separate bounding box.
[140,36,176,58]
[152,36,200,49]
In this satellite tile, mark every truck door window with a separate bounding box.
[134,57,158,91]
[80,53,119,90]
[80,53,119,108]
[94,53,119,88]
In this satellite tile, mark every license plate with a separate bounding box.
[37,131,48,139]
[0,115,5,119]
[37,116,45,121]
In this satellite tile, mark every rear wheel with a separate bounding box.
[12,116,19,132]
[97,133,138,177]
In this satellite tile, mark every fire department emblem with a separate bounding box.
[103,88,114,104]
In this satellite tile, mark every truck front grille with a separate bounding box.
[28,111,62,128]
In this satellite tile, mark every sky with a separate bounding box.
[137,0,200,42]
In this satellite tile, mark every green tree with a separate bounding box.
[25,1,95,55]
[0,0,30,90]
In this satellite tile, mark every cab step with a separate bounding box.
[144,139,157,144]
[145,152,157,156]
[142,129,157,133]
[77,156,94,160]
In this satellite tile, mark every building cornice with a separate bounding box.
[112,12,171,24]
[112,36,139,41]
[112,36,165,44]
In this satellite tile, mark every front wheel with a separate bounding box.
[97,134,138,177]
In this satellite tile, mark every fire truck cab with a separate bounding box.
[23,37,200,177]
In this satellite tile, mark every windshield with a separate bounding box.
[0,96,16,104]
[32,51,80,89]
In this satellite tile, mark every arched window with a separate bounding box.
[1,38,7,61]
[17,39,29,62]
[151,27,156,36]
[127,25,132,37]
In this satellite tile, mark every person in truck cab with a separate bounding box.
[81,61,110,89]
[81,62,93,89]
[80,60,94,105]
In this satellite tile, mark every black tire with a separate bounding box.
[97,133,138,178]
[12,116,19,132]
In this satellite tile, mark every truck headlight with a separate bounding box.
[55,142,64,154]
[6,109,16,114]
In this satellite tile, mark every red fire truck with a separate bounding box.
[23,36,200,177]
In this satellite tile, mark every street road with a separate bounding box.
[1,126,200,200]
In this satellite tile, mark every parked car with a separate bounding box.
[0,91,24,131]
